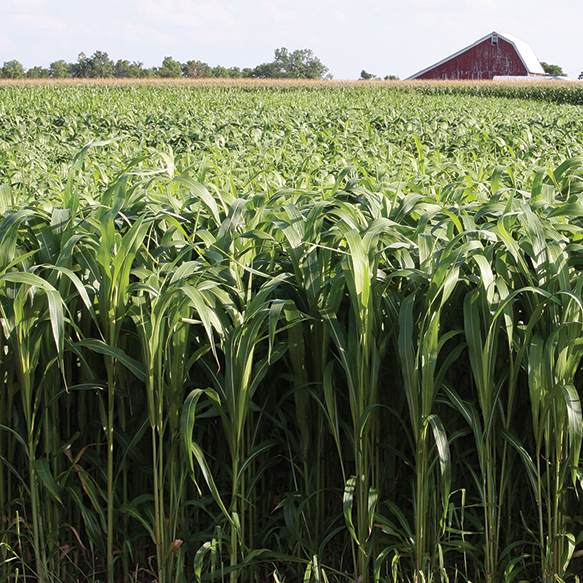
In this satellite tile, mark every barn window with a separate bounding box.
[492,35,498,46]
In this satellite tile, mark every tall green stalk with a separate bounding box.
[87,182,151,583]
[528,318,583,579]
[0,270,66,583]
[397,230,468,581]
[322,219,394,581]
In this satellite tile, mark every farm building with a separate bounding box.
[407,31,545,80]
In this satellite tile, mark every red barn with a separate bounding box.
[407,31,545,80]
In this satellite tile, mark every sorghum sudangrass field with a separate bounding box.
[1,84,583,583]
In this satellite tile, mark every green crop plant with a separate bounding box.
[0,85,582,583]
[321,214,395,581]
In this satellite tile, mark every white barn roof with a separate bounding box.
[407,31,545,80]
[498,32,545,75]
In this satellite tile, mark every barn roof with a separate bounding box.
[498,32,545,75]
[407,31,545,80]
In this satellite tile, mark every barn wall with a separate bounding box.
[416,38,530,80]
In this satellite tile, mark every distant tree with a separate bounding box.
[26,66,50,79]
[541,62,565,76]
[252,61,282,78]
[227,66,243,78]
[241,67,253,78]
[115,59,132,78]
[70,52,91,78]
[360,70,398,81]
[88,51,115,77]
[211,65,242,78]
[210,65,227,78]
[360,70,377,80]
[157,56,183,78]
[115,59,149,78]
[578,71,583,80]
[252,48,328,79]
[182,60,212,78]
[1,60,26,79]
[49,60,71,78]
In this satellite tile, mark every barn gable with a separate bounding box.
[407,32,545,80]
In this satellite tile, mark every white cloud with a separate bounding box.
[408,0,453,8]
[0,0,45,12]
[136,0,237,29]
[0,34,15,51]
[259,1,303,26]
[407,0,498,11]
[111,21,176,46]
[14,13,68,34]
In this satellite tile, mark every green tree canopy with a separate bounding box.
[1,60,26,79]
[69,51,115,78]
[360,70,377,80]
[88,51,115,78]
[252,48,329,79]
[26,66,50,79]
[541,61,565,76]
[360,70,398,81]
[114,60,151,78]
[49,60,71,78]
[182,60,212,78]
[211,65,242,78]
[157,57,183,78]
[70,52,91,78]
[0,49,332,81]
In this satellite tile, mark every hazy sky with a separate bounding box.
[1,0,581,80]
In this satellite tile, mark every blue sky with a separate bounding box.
[1,0,581,80]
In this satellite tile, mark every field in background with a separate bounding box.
[0,77,581,85]
[1,85,583,582]
[3,77,583,106]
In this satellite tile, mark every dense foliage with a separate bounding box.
[1,48,330,80]
[400,81,583,106]
[1,86,583,583]
[540,62,566,77]
[250,48,329,79]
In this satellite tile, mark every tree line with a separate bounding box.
[359,70,399,81]
[535,62,583,81]
[0,48,330,80]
